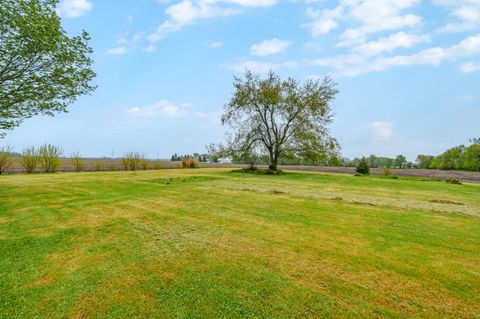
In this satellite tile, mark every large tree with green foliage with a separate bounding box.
[0,0,96,137]
[212,71,339,173]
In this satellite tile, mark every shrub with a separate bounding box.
[181,158,199,169]
[383,168,392,176]
[141,159,149,170]
[153,161,161,170]
[71,152,85,172]
[39,144,62,173]
[94,161,103,171]
[446,179,462,185]
[356,157,369,175]
[0,146,14,175]
[122,152,142,171]
[21,146,39,174]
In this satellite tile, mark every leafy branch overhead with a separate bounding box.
[0,0,96,137]
[213,70,340,173]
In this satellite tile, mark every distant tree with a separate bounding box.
[212,71,339,174]
[416,155,434,169]
[431,146,464,170]
[394,155,407,169]
[0,0,96,137]
[470,138,480,145]
[356,157,369,175]
[460,144,480,171]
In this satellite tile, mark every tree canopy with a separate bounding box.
[212,71,340,173]
[416,140,480,171]
[0,0,96,137]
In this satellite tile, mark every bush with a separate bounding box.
[383,168,392,176]
[356,157,370,175]
[39,144,62,173]
[94,161,103,171]
[153,161,161,170]
[446,179,462,185]
[181,158,200,169]
[21,146,39,174]
[122,152,142,171]
[0,146,14,175]
[71,152,85,172]
[141,159,149,170]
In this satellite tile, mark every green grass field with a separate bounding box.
[1,169,479,318]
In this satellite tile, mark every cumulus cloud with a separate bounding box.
[56,0,92,18]
[434,0,480,33]
[146,0,277,51]
[351,32,430,57]
[304,0,422,47]
[313,34,480,77]
[250,39,291,56]
[127,100,192,118]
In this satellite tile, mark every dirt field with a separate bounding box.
[4,158,480,183]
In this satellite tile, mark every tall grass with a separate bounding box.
[21,147,40,174]
[39,144,62,173]
[0,146,14,175]
[71,152,85,172]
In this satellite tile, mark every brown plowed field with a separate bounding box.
[4,159,480,183]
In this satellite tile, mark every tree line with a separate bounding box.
[416,139,480,171]
[339,155,414,169]
[170,153,210,162]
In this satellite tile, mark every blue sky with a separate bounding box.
[3,0,480,160]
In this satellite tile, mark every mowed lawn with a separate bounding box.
[1,169,479,318]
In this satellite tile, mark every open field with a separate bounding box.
[1,169,480,318]
[5,158,480,182]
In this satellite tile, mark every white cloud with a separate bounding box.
[303,6,343,37]
[434,0,480,33]
[313,34,480,77]
[368,121,395,141]
[147,0,277,50]
[250,38,291,56]
[56,0,92,18]
[460,62,480,73]
[224,60,298,73]
[107,47,128,55]
[127,100,192,118]
[209,41,224,48]
[304,0,422,47]
[352,32,430,57]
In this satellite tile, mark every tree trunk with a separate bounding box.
[269,152,278,174]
